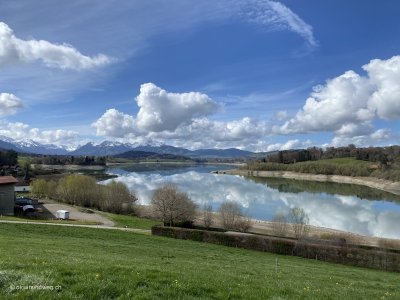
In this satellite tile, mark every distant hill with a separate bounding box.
[133,145,191,156]
[74,143,254,159]
[190,148,253,158]
[114,150,192,161]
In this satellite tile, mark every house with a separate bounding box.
[0,176,18,215]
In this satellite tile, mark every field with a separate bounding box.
[101,213,162,229]
[0,223,398,299]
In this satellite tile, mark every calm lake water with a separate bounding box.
[104,164,400,239]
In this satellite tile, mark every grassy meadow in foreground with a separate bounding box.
[0,223,398,299]
[102,213,162,229]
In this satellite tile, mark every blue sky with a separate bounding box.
[0,0,399,151]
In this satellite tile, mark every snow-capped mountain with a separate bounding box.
[70,141,135,156]
[0,136,254,158]
[0,136,69,155]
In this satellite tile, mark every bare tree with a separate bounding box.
[235,215,253,233]
[219,200,252,232]
[203,202,213,229]
[151,184,197,226]
[289,207,309,239]
[219,201,242,230]
[271,212,289,237]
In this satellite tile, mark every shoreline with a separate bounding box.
[215,169,400,196]
[106,161,245,167]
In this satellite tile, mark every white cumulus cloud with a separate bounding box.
[330,129,392,148]
[366,56,400,120]
[277,55,400,146]
[0,121,78,145]
[135,83,220,132]
[0,22,112,70]
[92,108,135,138]
[278,70,373,135]
[92,83,270,149]
[0,93,23,116]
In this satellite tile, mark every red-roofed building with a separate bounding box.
[0,176,18,215]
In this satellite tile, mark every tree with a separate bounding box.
[271,212,289,237]
[56,175,99,207]
[0,150,18,166]
[31,179,50,198]
[202,202,213,229]
[151,184,197,226]
[219,200,252,232]
[289,207,309,239]
[101,180,137,214]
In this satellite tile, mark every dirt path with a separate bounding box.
[42,203,115,227]
[0,220,150,234]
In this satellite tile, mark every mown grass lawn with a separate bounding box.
[0,223,398,299]
[101,213,162,230]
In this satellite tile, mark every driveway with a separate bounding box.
[41,203,115,227]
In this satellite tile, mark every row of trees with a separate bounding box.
[247,160,372,177]
[31,175,137,214]
[31,155,106,166]
[0,150,18,166]
[266,145,400,165]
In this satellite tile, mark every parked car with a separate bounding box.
[14,198,36,216]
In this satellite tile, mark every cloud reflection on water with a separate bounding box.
[104,170,400,239]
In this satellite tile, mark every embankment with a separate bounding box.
[215,169,400,196]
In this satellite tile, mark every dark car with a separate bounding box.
[14,198,36,216]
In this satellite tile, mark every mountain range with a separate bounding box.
[0,137,255,159]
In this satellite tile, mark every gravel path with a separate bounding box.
[41,203,115,227]
[0,220,150,234]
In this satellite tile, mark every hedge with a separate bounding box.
[152,226,400,272]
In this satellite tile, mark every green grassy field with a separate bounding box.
[295,157,373,166]
[0,223,398,299]
[247,157,377,178]
[102,213,162,229]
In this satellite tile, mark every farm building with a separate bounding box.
[0,176,18,215]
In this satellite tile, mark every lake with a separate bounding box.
[104,163,400,239]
